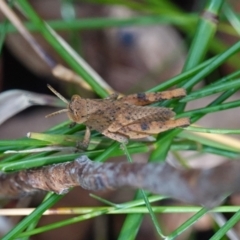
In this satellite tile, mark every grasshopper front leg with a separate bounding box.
[76,126,91,150]
[101,129,129,144]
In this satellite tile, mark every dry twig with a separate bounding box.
[0,155,239,208]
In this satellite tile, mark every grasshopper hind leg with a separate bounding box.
[118,88,186,106]
[102,129,129,144]
[118,117,190,138]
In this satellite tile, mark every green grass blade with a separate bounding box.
[16,0,109,97]
[18,209,108,238]
[18,195,164,238]
[190,87,240,123]
[118,213,143,240]
[181,78,240,102]
[22,193,55,240]
[0,15,197,33]
[178,99,240,118]
[117,191,144,240]
[150,87,240,161]
[149,55,218,92]
[2,194,63,240]
[151,0,231,161]
[182,0,224,71]
[185,126,240,134]
[180,41,240,91]
[94,142,120,162]
[223,3,240,35]
[0,0,14,53]
[210,209,240,240]
[166,208,208,239]
[122,144,164,237]
[179,131,240,153]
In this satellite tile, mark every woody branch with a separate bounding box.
[0,156,240,208]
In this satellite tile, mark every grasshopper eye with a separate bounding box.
[69,95,81,114]
[71,95,81,102]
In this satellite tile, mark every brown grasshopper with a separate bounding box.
[46,85,190,149]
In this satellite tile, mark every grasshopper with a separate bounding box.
[46,85,189,149]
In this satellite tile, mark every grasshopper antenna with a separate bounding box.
[47,84,69,104]
[45,109,69,118]
[46,84,69,118]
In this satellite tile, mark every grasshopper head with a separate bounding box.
[67,95,85,123]
[46,85,86,124]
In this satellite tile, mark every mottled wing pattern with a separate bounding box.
[85,104,129,142]
[108,102,175,132]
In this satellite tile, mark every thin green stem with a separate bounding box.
[185,126,240,134]
[121,144,165,238]
[182,0,224,71]
[0,15,197,33]
[2,194,63,240]
[210,209,240,240]
[181,76,240,102]
[17,0,109,97]
[178,99,240,118]
[166,208,208,239]
[94,141,120,162]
